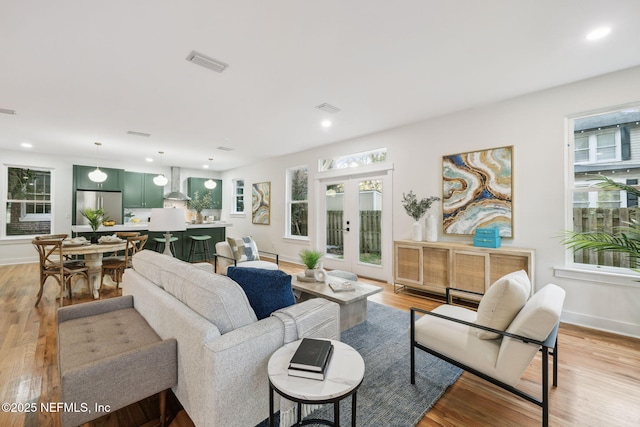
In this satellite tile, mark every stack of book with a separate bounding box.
[287,338,334,380]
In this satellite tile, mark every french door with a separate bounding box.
[317,170,392,282]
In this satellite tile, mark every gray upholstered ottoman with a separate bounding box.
[57,295,177,427]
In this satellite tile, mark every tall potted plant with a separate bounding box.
[563,175,640,271]
[80,208,106,243]
[402,191,440,241]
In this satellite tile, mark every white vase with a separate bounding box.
[314,267,327,283]
[425,215,437,242]
[411,221,422,241]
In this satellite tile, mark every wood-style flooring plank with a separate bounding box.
[0,261,639,426]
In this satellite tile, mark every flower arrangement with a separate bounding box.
[401,191,440,221]
[188,191,213,213]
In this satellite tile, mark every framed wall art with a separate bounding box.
[252,181,271,225]
[442,146,513,237]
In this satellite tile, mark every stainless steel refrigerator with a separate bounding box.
[75,190,123,225]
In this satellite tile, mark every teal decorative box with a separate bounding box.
[473,228,501,248]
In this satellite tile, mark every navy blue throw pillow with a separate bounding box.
[227,267,295,320]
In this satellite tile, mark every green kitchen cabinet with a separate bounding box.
[123,172,164,208]
[73,165,124,191]
[187,177,222,209]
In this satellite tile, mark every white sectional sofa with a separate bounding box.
[122,250,340,427]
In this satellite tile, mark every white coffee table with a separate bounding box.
[268,339,365,427]
[292,277,382,331]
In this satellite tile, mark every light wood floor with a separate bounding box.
[1,261,639,426]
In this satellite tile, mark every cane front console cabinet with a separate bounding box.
[393,240,535,300]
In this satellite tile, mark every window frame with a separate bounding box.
[565,103,640,275]
[230,178,245,216]
[285,165,309,240]
[2,164,54,239]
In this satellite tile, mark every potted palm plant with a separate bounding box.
[563,175,640,272]
[300,249,324,277]
[80,208,106,243]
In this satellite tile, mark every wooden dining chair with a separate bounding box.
[101,235,149,290]
[32,239,90,307]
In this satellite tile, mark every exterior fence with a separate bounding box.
[573,207,638,268]
[326,210,381,254]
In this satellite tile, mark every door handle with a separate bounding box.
[345,220,350,232]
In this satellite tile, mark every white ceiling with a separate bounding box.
[2,1,640,172]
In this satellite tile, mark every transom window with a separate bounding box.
[318,148,387,172]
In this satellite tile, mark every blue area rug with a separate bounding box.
[260,301,462,426]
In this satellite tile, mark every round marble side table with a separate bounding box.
[268,339,365,427]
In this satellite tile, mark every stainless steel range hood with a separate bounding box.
[164,167,191,201]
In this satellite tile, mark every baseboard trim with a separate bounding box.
[562,309,640,339]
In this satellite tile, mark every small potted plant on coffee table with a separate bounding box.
[300,249,324,278]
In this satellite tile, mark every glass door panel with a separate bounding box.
[325,183,344,260]
[358,179,382,266]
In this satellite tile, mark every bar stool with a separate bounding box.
[153,236,179,257]
[188,235,212,262]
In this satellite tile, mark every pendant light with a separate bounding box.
[153,151,169,186]
[88,142,108,183]
[204,158,217,189]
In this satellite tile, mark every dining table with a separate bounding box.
[61,241,127,299]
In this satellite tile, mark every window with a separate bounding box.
[286,166,308,238]
[573,129,620,164]
[232,179,245,214]
[569,107,640,268]
[4,166,52,237]
[318,148,387,172]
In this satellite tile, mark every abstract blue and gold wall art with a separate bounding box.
[442,146,513,237]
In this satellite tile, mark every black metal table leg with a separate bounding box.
[269,384,274,427]
[351,391,357,426]
[334,401,340,425]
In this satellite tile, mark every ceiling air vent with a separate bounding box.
[217,146,234,151]
[127,131,151,137]
[0,108,17,115]
[315,103,342,114]
[186,50,228,73]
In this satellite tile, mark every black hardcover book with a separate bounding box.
[289,338,332,372]
[288,345,334,380]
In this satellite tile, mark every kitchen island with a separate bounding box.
[71,222,232,262]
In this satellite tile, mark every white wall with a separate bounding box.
[0,151,221,264]
[222,65,640,338]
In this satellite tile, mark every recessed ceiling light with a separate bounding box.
[586,26,611,41]
[145,158,154,162]
[21,142,32,148]
[321,120,332,128]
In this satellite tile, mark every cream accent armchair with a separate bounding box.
[214,239,279,274]
[410,271,565,427]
